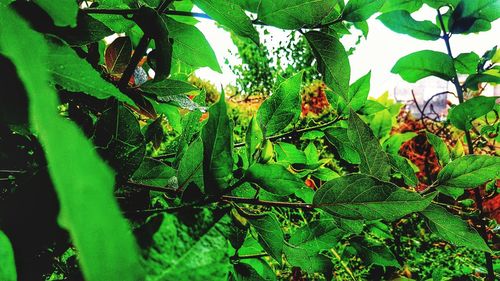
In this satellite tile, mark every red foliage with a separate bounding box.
[301,81,330,117]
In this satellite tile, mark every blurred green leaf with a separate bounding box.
[34,0,78,27]
[0,231,16,281]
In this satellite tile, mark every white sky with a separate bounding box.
[193,5,499,98]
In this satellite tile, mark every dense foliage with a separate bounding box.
[0,0,499,280]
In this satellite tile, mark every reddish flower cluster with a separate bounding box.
[301,81,330,117]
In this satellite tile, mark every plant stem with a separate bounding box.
[125,181,178,194]
[220,195,315,210]
[231,253,269,261]
[437,9,494,280]
[330,248,356,281]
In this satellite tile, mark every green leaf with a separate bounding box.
[140,79,198,97]
[454,52,480,74]
[377,10,441,40]
[369,109,394,139]
[257,72,302,136]
[192,0,259,44]
[202,89,234,194]
[463,71,500,90]
[177,137,204,192]
[391,50,456,82]
[245,163,304,195]
[448,0,500,34]
[380,0,424,13]
[232,0,261,13]
[164,16,221,73]
[348,71,371,111]
[284,245,332,278]
[436,155,500,189]
[351,237,400,267]
[347,111,391,180]
[289,218,345,252]
[426,132,450,166]
[305,31,350,101]
[324,127,361,164]
[257,0,336,29]
[55,13,115,46]
[94,104,146,178]
[131,158,176,187]
[140,213,231,281]
[388,154,418,187]
[34,0,78,27]
[448,96,498,130]
[47,39,135,105]
[232,263,266,281]
[383,132,417,155]
[313,174,436,221]
[420,204,491,252]
[423,0,460,9]
[275,142,307,164]
[0,7,144,280]
[0,231,16,281]
[342,0,385,22]
[246,117,264,164]
[248,214,284,263]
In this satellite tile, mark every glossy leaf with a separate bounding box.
[378,10,441,40]
[347,111,391,180]
[391,50,455,82]
[140,79,198,97]
[245,163,304,195]
[275,142,307,164]
[47,39,135,105]
[420,204,491,252]
[257,0,335,29]
[193,0,259,44]
[0,8,144,280]
[202,90,234,194]
[257,72,302,136]
[34,0,78,27]
[436,155,500,189]
[426,132,450,166]
[0,231,16,281]
[313,174,436,221]
[248,214,284,263]
[342,0,385,22]
[305,31,350,101]
[104,36,132,75]
[448,96,498,130]
[165,16,221,73]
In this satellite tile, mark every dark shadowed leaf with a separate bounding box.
[105,36,132,75]
[177,137,204,192]
[284,245,332,278]
[351,237,399,267]
[131,158,176,187]
[289,218,346,252]
[33,0,78,27]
